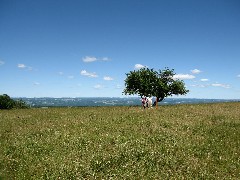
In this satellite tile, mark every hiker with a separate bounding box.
[141,97,152,109]
[142,97,147,109]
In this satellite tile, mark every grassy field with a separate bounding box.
[0,102,240,179]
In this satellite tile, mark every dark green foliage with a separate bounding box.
[0,94,29,109]
[0,94,15,109]
[14,99,30,109]
[123,68,189,102]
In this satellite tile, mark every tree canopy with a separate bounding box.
[123,68,189,102]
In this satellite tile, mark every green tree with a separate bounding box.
[0,94,15,109]
[0,94,29,109]
[123,68,189,106]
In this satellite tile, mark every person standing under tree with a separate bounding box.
[141,97,148,109]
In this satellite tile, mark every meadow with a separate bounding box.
[0,102,239,179]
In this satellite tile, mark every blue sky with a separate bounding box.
[0,0,240,99]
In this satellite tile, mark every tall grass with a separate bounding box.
[0,103,239,179]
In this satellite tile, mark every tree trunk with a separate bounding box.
[155,97,164,109]
[155,97,158,109]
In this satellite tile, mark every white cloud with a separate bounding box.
[134,64,146,69]
[200,78,209,82]
[18,64,27,68]
[17,63,33,70]
[0,60,5,65]
[80,70,98,78]
[103,76,114,81]
[82,56,97,62]
[58,72,64,75]
[82,56,110,62]
[191,69,202,74]
[190,84,208,88]
[173,74,195,80]
[237,74,240,78]
[211,83,230,88]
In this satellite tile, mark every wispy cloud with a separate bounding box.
[237,74,240,78]
[82,56,110,63]
[102,57,110,61]
[173,74,195,80]
[58,72,75,79]
[190,84,208,88]
[200,78,209,82]
[17,64,33,70]
[211,83,230,88]
[190,82,230,89]
[80,70,98,78]
[116,84,122,89]
[134,64,146,69]
[191,69,202,74]
[0,60,5,66]
[18,64,27,68]
[94,84,104,89]
[103,76,114,81]
[82,56,97,62]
